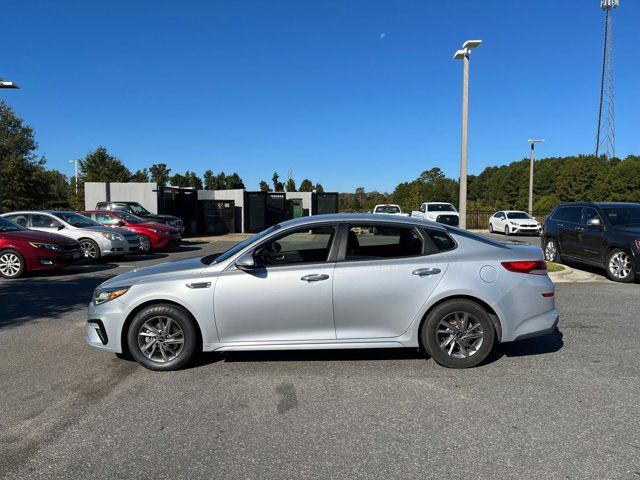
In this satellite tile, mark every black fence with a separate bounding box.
[465,211,551,230]
[157,186,198,233]
[244,192,288,233]
[313,193,339,215]
[198,200,235,234]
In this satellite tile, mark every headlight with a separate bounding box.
[148,228,164,233]
[93,286,130,305]
[28,242,61,251]
[101,232,124,241]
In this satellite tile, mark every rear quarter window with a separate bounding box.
[425,229,456,251]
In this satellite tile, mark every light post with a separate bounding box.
[69,159,79,194]
[0,78,20,214]
[453,40,482,229]
[527,139,545,215]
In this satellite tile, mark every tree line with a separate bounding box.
[3,100,640,214]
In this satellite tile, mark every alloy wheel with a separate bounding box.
[0,253,22,278]
[609,251,632,280]
[139,236,151,252]
[436,312,484,359]
[137,316,185,363]
[545,240,557,261]
[80,241,98,259]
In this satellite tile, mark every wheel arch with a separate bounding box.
[119,299,203,357]
[417,294,502,348]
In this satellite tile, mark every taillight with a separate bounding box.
[501,260,547,275]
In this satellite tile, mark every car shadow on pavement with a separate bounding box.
[0,275,105,330]
[483,328,564,365]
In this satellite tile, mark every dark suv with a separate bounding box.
[542,202,640,282]
[95,201,184,233]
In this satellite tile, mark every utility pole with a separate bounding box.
[69,160,79,194]
[527,139,545,215]
[0,78,20,214]
[453,40,482,229]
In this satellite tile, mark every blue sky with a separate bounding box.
[2,0,638,192]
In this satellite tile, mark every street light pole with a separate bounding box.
[453,40,482,229]
[527,139,545,215]
[0,78,20,214]
[69,160,78,194]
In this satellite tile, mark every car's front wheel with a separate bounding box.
[421,299,496,368]
[504,225,510,236]
[606,248,635,283]
[138,234,152,253]
[488,223,494,233]
[0,249,26,279]
[127,304,198,370]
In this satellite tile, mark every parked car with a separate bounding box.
[411,203,459,226]
[542,202,640,283]
[1,211,139,261]
[95,201,184,233]
[81,210,181,253]
[489,211,541,236]
[86,214,557,371]
[372,204,409,216]
[0,217,83,279]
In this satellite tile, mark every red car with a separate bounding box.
[80,210,181,253]
[0,216,83,279]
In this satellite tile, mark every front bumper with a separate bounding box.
[85,300,127,353]
[100,237,139,256]
[28,249,83,271]
[509,225,541,234]
[153,233,182,249]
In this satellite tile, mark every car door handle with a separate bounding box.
[301,274,330,282]
[412,268,441,276]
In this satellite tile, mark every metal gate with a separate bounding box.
[197,200,235,234]
[157,186,198,234]
[244,192,287,233]
[313,192,339,215]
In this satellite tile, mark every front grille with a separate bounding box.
[60,243,80,252]
[436,215,459,226]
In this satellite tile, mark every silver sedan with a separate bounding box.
[86,214,558,370]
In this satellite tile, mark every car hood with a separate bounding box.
[508,218,539,225]
[142,214,180,222]
[0,229,77,244]
[100,257,206,288]
[141,222,179,233]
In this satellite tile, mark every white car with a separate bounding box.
[411,203,459,226]
[2,211,140,260]
[489,211,541,236]
[372,204,409,216]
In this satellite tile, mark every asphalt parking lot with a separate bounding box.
[1,234,639,479]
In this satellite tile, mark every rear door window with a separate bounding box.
[345,225,423,261]
[553,206,581,223]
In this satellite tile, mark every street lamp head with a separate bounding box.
[0,80,20,89]
[462,40,482,50]
[453,49,466,60]
[528,139,545,143]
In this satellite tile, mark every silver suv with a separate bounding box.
[2,211,139,260]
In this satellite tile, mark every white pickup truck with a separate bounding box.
[372,204,409,216]
[411,202,460,226]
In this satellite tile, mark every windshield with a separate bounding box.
[428,204,456,212]
[507,212,532,219]
[0,217,25,232]
[128,203,151,215]
[375,205,401,214]
[54,212,102,228]
[116,211,147,224]
[201,224,281,265]
[602,206,640,227]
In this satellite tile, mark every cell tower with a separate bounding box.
[595,0,619,158]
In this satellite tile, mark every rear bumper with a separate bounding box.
[512,314,559,341]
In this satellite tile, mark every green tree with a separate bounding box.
[79,147,131,183]
[226,172,244,189]
[299,179,314,192]
[149,163,171,186]
[315,183,324,193]
[130,168,149,182]
[285,178,296,192]
[0,100,49,211]
[272,172,284,191]
[259,181,270,192]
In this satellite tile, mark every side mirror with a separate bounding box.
[117,220,126,227]
[587,218,601,226]
[235,252,257,271]
[56,224,64,230]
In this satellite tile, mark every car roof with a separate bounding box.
[558,202,640,208]
[278,213,446,230]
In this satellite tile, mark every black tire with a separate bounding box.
[421,299,496,369]
[127,303,198,371]
[605,248,635,283]
[488,223,494,233]
[138,234,152,253]
[504,225,510,236]
[0,249,26,279]
[79,238,101,261]
[544,237,560,263]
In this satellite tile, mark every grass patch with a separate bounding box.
[546,262,565,272]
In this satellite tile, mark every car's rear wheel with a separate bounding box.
[0,250,26,279]
[421,299,496,368]
[544,237,560,263]
[127,304,198,371]
[79,239,101,261]
[138,234,152,253]
[606,248,634,283]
